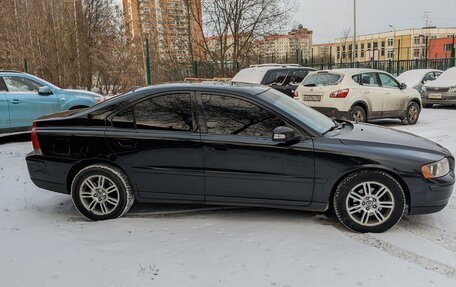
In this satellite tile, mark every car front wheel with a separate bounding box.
[333,170,405,233]
[71,164,134,221]
[349,106,366,123]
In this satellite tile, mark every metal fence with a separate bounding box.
[189,57,456,80]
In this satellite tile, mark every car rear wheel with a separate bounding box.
[403,102,420,125]
[349,105,366,123]
[333,170,405,233]
[71,164,134,221]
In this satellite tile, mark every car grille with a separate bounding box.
[426,87,450,93]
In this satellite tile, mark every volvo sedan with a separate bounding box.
[26,84,455,233]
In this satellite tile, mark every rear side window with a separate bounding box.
[285,70,311,85]
[354,73,379,87]
[263,70,289,85]
[112,94,193,131]
[301,73,342,87]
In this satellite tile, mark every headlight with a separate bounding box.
[421,158,450,179]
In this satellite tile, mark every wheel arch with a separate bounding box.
[69,105,90,110]
[350,101,369,118]
[327,166,411,212]
[66,159,135,195]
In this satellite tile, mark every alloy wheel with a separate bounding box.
[79,175,120,216]
[345,181,395,227]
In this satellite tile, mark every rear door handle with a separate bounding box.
[9,99,21,104]
[116,139,136,149]
[208,145,228,152]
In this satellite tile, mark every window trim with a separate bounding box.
[196,91,309,139]
[107,91,199,133]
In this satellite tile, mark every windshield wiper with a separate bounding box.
[322,118,345,135]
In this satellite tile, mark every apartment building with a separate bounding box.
[311,43,336,63]
[257,25,313,61]
[335,27,456,63]
[122,0,204,62]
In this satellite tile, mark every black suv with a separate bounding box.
[231,64,316,97]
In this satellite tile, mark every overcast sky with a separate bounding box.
[293,0,456,43]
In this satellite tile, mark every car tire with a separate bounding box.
[333,170,405,233]
[403,102,420,125]
[71,164,134,221]
[422,103,433,108]
[349,105,367,123]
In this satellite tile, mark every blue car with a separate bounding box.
[0,70,104,132]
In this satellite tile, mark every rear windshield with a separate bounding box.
[301,73,342,87]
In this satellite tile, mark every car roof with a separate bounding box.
[132,83,270,97]
[320,68,385,75]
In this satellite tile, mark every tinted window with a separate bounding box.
[301,73,342,87]
[135,94,193,131]
[3,76,40,92]
[112,107,134,129]
[378,73,399,88]
[263,70,288,85]
[286,70,310,85]
[358,73,379,87]
[202,94,286,138]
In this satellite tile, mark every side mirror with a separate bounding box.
[272,126,300,144]
[399,83,407,90]
[38,86,53,95]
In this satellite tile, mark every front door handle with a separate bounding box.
[10,99,21,104]
[208,145,228,152]
[116,139,136,149]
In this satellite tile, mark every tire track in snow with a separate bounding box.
[324,219,456,281]
[399,217,456,253]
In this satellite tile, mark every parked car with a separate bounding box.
[231,64,316,97]
[0,70,104,132]
[294,69,422,124]
[26,84,454,233]
[397,69,443,98]
[421,67,456,108]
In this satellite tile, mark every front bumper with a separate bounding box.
[407,172,455,215]
[422,91,456,105]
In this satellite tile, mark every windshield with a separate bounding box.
[436,67,456,82]
[301,72,342,87]
[260,88,334,134]
[397,71,425,86]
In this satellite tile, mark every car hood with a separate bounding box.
[334,123,451,160]
[424,80,456,88]
[63,89,103,98]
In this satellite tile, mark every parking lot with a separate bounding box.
[0,107,455,287]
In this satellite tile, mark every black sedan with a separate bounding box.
[26,84,455,233]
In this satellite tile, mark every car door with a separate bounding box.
[198,92,315,206]
[378,73,408,117]
[356,73,384,119]
[0,77,10,130]
[105,92,205,201]
[2,76,59,128]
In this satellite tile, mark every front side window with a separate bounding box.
[201,94,286,138]
[378,73,399,89]
[3,76,40,92]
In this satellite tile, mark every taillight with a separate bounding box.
[329,89,350,98]
[31,121,42,155]
[293,90,299,99]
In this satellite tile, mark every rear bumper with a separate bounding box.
[407,172,455,215]
[312,107,350,120]
[26,153,72,194]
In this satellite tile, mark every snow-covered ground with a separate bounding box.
[1,107,455,287]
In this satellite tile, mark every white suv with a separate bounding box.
[295,69,422,124]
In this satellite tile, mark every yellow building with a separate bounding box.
[335,27,456,63]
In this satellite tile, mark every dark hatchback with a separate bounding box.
[26,84,455,233]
